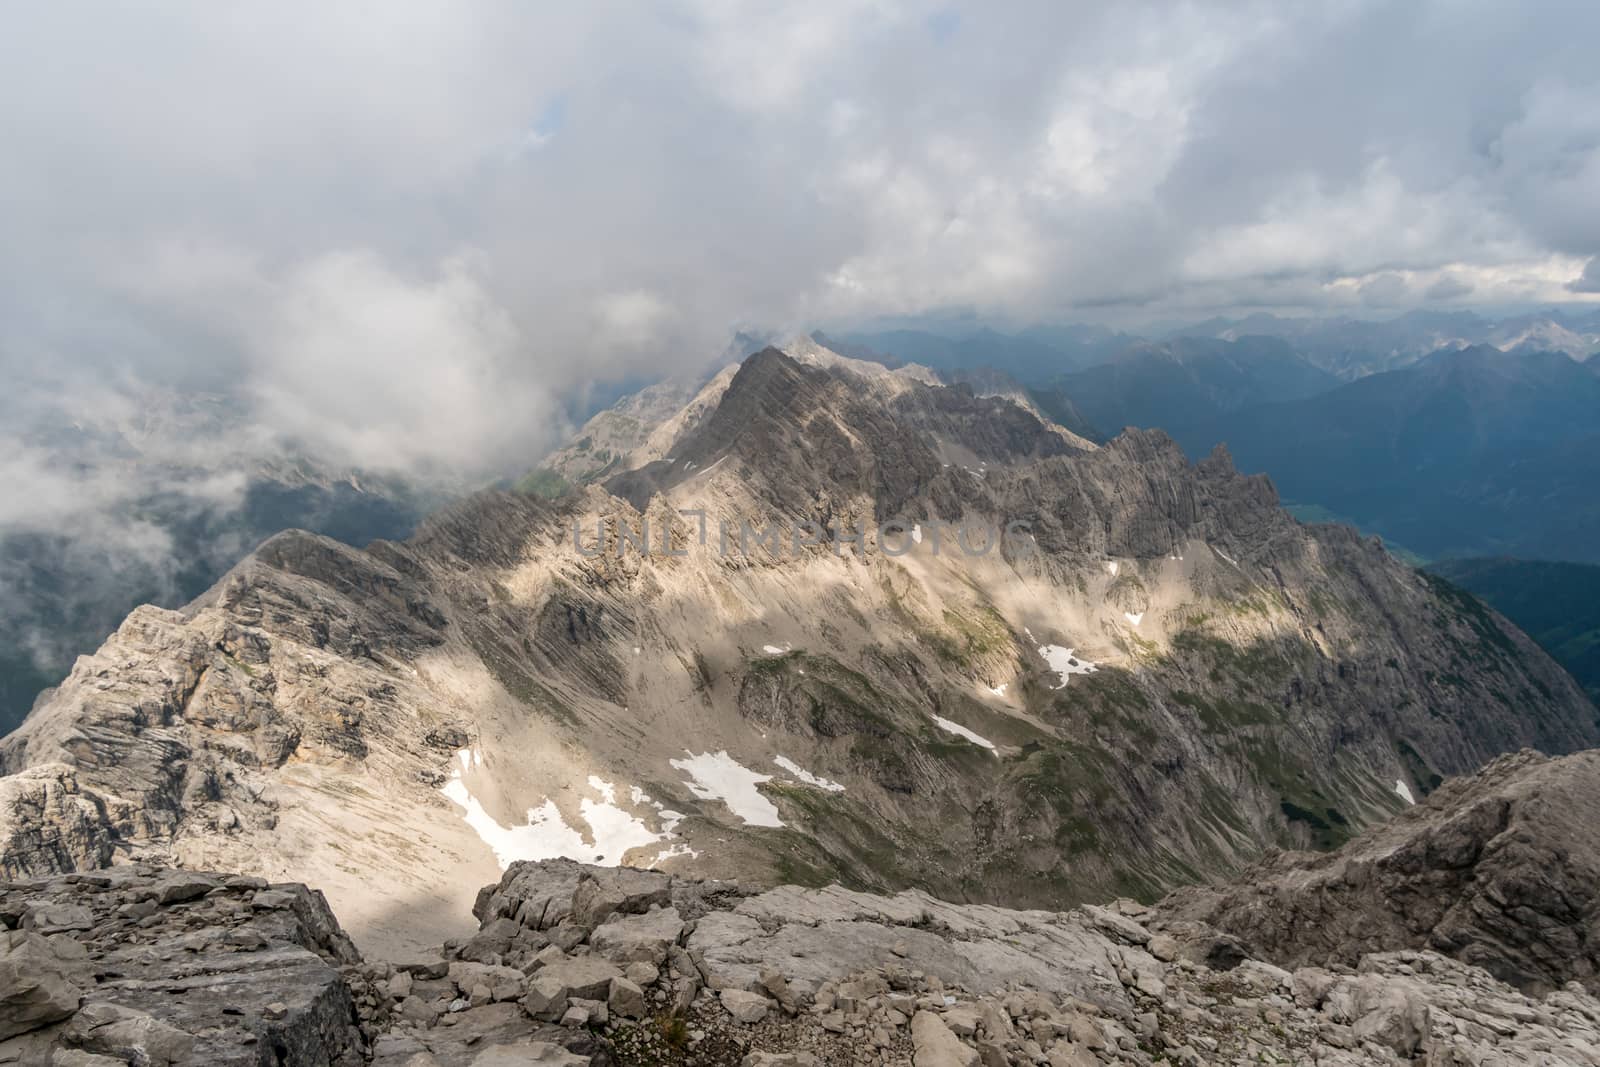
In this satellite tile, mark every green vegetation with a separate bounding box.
[927,605,1011,668]
[1428,558,1600,705]
[1239,739,1352,850]
[1397,739,1444,796]
[1419,570,1518,660]
[514,466,573,499]
[1056,667,1159,744]
[1014,743,1117,856]
[1169,689,1276,733]
[1171,629,1294,686]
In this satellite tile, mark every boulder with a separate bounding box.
[720,988,772,1024]
[1352,987,1430,1057]
[911,1010,979,1067]
[589,907,684,965]
[520,958,622,1021]
[0,929,85,1039]
[608,977,647,1019]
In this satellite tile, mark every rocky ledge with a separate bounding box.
[4,850,1600,1066]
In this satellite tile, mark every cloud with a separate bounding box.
[1572,258,1600,294]
[3,0,1600,475]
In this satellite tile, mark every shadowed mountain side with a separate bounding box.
[1159,748,1600,997]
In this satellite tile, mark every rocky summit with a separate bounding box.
[6,747,1600,1064]
[0,339,1594,959]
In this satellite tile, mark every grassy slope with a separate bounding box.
[1427,558,1600,704]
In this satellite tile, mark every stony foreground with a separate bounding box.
[4,850,1600,1066]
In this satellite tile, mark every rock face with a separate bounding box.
[0,340,1594,953]
[1160,747,1600,997]
[0,865,363,1065]
[7,834,1600,1065]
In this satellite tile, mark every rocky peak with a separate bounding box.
[1159,747,1600,997]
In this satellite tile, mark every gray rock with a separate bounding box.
[608,976,647,1019]
[62,1002,196,1066]
[50,1052,128,1067]
[0,929,84,1039]
[152,873,219,905]
[911,1010,979,1067]
[448,961,523,1003]
[588,907,683,965]
[1351,987,1430,1057]
[468,1042,588,1066]
[719,988,771,1024]
[1161,749,1600,996]
[520,957,621,1021]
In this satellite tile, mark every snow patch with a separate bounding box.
[1394,779,1416,805]
[762,643,791,656]
[774,755,845,792]
[931,715,998,754]
[911,524,923,544]
[671,751,785,827]
[985,682,1009,698]
[1106,561,1119,576]
[440,754,675,871]
[649,843,698,868]
[694,455,728,478]
[1212,545,1239,567]
[1124,612,1144,626]
[1038,644,1098,689]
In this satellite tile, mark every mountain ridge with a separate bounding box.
[0,342,1591,960]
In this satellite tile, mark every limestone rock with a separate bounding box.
[911,1010,978,1067]
[719,988,771,1024]
[1161,749,1600,996]
[520,958,622,1021]
[588,906,683,965]
[0,929,85,1039]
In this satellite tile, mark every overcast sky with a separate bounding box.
[3,0,1599,476]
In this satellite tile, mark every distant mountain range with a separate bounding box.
[1186,346,1600,563]
[1171,308,1600,377]
[1033,336,1339,449]
[835,307,1600,389]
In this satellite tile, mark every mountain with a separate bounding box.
[826,325,1133,383]
[940,366,1101,443]
[1205,345,1600,562]
[1172,309,1600,378]
[0,341,1591,963]
[1427,558,1600,704]
[516,366,741,495]
[1034,336,1339,453]
[8,751,1600,1064]
[0,391,438,735]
